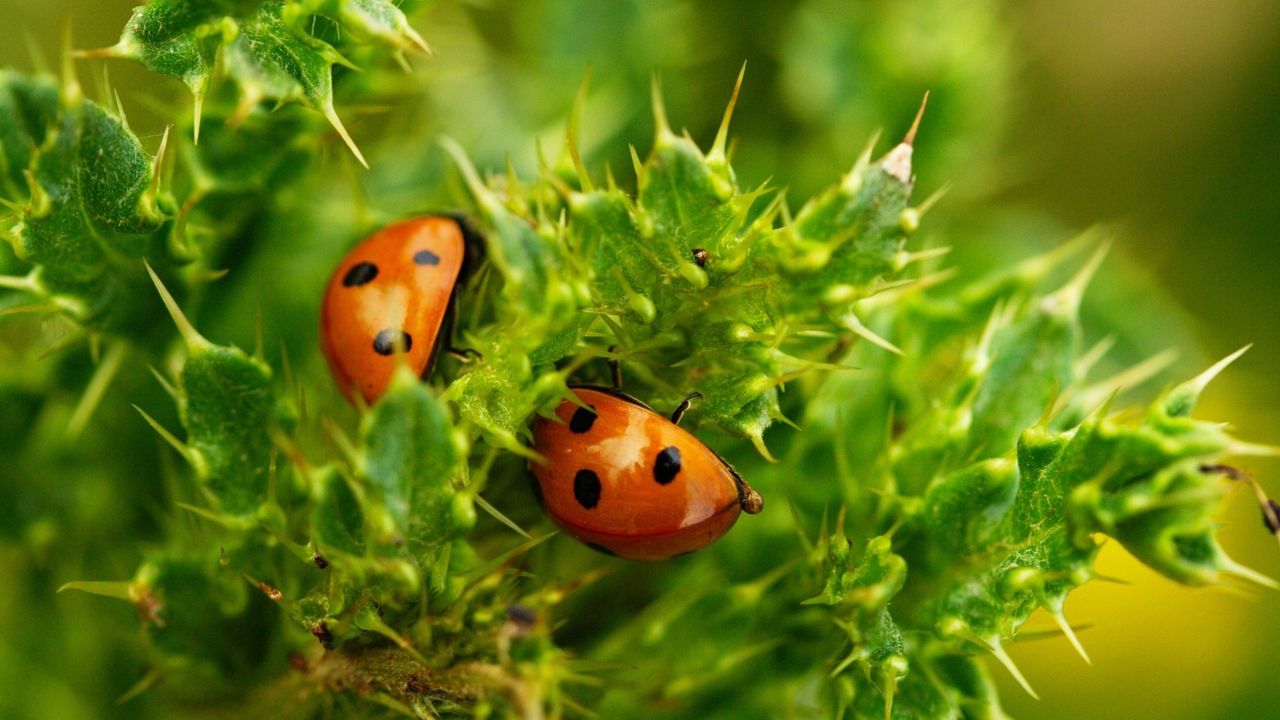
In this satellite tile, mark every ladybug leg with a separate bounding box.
[608,344,623,389]
[446,347,483,363]
[440,287,483,364]
[670,391,704,425]
[720,457,765,514]
[826,332,853,364]
[739,483,764,514]
[1201,464,1280,541]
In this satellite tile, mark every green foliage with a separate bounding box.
[143,264,279,518]
[0,69,178,331]
[443,76,922,452]
[90,0,426,160]
[1,2,1276,719]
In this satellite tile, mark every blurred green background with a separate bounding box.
[2,0,1278,717]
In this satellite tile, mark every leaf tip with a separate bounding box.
[322,103,368,169]
[903,90,930,147]
[1221,557,1280,591]
[1045,237,1111,317]
[60,21,81,104]
[1163,344,1251,417]
[709,61,747,164]
[986,636,1039,700]
[192,91,204,145]
[1050,607,1092,665]
[144,260,207,349]
[650,73,672,139]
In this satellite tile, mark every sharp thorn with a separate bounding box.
[1188,345,1252,397]
[842,313,903,355]
[144,260,208,349]
[149,125,171,194]
[1051,608,1092,665]
[192,91,203,144]
[57,580,134,601]
[650,73,671,138]
[1222,558,1279,590]
[133,404,192,464]
[60,21,81,104]
[750,431,777,463]
[709,61,746,163]
[903,90,929,146]
[323,103,368,169]
[985,637,1039,700]
[66,341,127,440]
[473,494,532,539]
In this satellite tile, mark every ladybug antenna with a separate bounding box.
[670,391,703,425]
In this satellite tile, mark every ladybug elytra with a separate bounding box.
[530,387,763,560]
[321,215,476,404]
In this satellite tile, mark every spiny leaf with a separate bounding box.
[360,366,460,550]
[0,71,179,331]
[146,264,278,517]
[452,75,924,447]
[92,0,427,161]
[300,0,431,54]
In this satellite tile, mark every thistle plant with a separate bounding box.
[1,2,1276,719]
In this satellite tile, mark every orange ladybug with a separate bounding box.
[530,387,763,560]
[321,215,477,404]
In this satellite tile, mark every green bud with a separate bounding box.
[451,493,477,532]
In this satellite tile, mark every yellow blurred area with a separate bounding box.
[994,378,1280,717]
[1002,494,1280,718]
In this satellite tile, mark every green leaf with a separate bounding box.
[109,1,258,99]
[142,264,277,518]
[451,83,922,451]
[784,139,916,310]
[966,300,1078,459]
[0,71,58,201]
[180,342,276,517]
[95,0,427,162]
[0,72,182,333]
[312,466,366,557]
[360,366,459,550]
[300,0,430,53]
[637,131,739,263]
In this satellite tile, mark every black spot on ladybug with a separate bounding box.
[569,406,597,433]
[654,446,682,485]
[373,329,413,356]
[692,248,709,267]
[574,469,601,509]
[586,542,617,557]
[414,249,441,266]
[343,261,378,286]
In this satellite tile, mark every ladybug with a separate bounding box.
[321,215,479,404]
[530,387,763,560]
